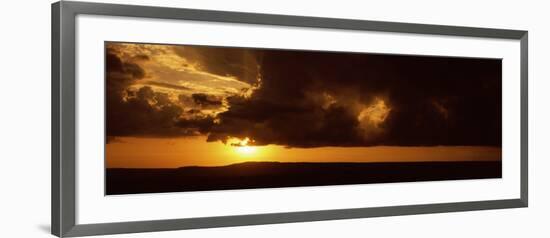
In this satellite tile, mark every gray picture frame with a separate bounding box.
[52,1,528,237]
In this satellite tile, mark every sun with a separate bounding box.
[236,145,257,155]
[227,137,259,157]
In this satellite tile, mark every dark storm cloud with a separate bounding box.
[106,52,145,84]
[106,43,502,147]
[207,50,502,147]
[175,117,215,135]
[191,93,223,108]
[106,49,209,138]
[206,98,364,147]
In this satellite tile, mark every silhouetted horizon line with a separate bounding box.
[106,160,501,170]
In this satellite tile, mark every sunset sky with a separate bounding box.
[105,42,502,168]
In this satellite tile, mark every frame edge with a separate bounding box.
[55,1,79,237]
[65,1,525,39]
[51,1,61,237]
[520,31,529,207]
[62,199,525,237]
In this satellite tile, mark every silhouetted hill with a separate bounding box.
[106,161,501,195]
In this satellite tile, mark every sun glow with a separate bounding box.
[227,137,259,157]
[236,146,258,155]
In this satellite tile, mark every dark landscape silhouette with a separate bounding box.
[106,161,501,195]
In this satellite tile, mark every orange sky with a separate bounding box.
[106,136,501,168]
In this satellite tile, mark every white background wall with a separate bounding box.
[0,0,547,237]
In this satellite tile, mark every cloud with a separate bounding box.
[142,81,191,91]
[106,42,502,148]
[106,49,208,138]
[172,46,261,85]
[207,50,502,147]
[107,43,253,97]
[191,93,223,109]
[175,117,215,135]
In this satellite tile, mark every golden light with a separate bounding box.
[227,137,259,157]
[357,98,391,127]
[236,146,257,155]
[356,98,391,139]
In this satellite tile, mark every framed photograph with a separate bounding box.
[52,1,528,237]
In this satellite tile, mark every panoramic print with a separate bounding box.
[105,42,502,195]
